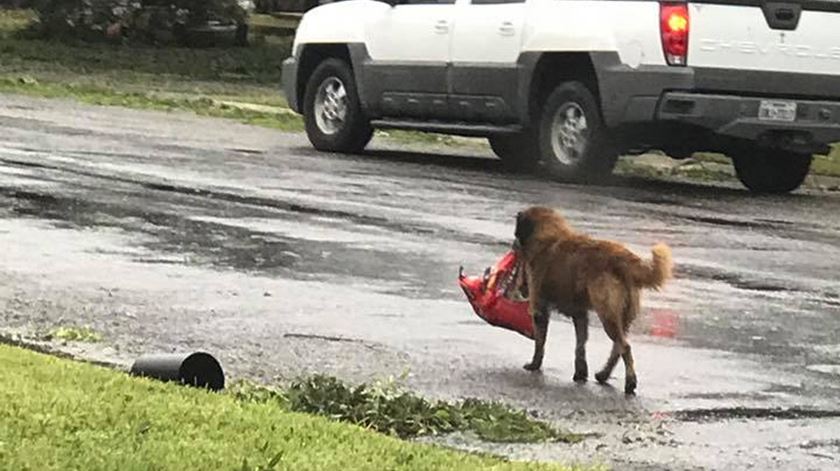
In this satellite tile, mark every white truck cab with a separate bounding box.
[284,0,840,193]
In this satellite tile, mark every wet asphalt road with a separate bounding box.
[2,94,840,470]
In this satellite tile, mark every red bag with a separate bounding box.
[458,251,534,339]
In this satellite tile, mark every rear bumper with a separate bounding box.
[657,92,840,152]
[282,56,300,113]
[592,54,840,150]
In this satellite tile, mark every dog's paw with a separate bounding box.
[594,371,610,384]
[523,362,542,372]
[574,360,588,383]
[624,376,638,396]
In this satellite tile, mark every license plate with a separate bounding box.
[758,100,797,122]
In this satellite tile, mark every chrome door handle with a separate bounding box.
[499,21,515,36]
[434,20,450,34]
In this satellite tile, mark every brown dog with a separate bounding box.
[513,206,673,394]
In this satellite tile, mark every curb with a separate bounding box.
[0,330,126,372]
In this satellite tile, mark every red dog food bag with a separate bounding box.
[458,251,534,339]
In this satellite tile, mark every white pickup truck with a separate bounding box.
[283,0,840,193]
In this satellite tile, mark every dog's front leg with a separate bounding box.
[524,302,549,372]
[522,265,547,372]
[572,311,589,382]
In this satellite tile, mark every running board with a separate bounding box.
[370,119,522,137]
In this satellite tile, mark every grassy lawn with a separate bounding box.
[0,345,588,471]
[812,148,840,176]
[0,9,301,130]
[615,148,840,185]
[695,149,840,180]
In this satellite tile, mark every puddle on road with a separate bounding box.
[670,406,840,422]
[682,214,778,230]
[0,185,448,296]
[679,262,801,294]
[806,364,840,376]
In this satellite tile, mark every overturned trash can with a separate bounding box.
[130,352,225,391]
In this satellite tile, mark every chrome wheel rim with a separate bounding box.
[314,77,348,135]
[550,103,589,166]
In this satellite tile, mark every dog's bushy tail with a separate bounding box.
[631,243,673,289]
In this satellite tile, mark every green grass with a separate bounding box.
[616,158,734,183]
[0,76,304,131]
[0,8,296,125]
[44,326,103,343]
[0,8,32,36]
[0,345,587,471]
[0,10,288,86]
[618,148,840,185]
[692,152,731,165]
[812,146,840,177]
[249,13,300,36]
[695,150,840,180]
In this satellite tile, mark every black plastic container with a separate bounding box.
[130,352,225,391]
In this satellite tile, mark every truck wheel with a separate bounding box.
[536,82,617,183]
[732,149,812,194]
[488,134,538,171]
[303,58,373,153]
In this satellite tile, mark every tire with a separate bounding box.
[303,58,373,154]
[732,149,812,194]
[535,82,618,183]
[488,134,539,171]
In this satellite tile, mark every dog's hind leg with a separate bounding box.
[572,311,589,382]
[594,320,626,386]
[594,287,640,395]
[589,275,629,386]
[622,344,637,395]
[621,290,641,395]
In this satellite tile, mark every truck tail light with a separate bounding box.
[661,3,689,66]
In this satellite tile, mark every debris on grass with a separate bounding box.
[44,325,103,343]
[229,374,583,444]
[616,155,735,183]
[619,149,840,185]
[812,147,840,178]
